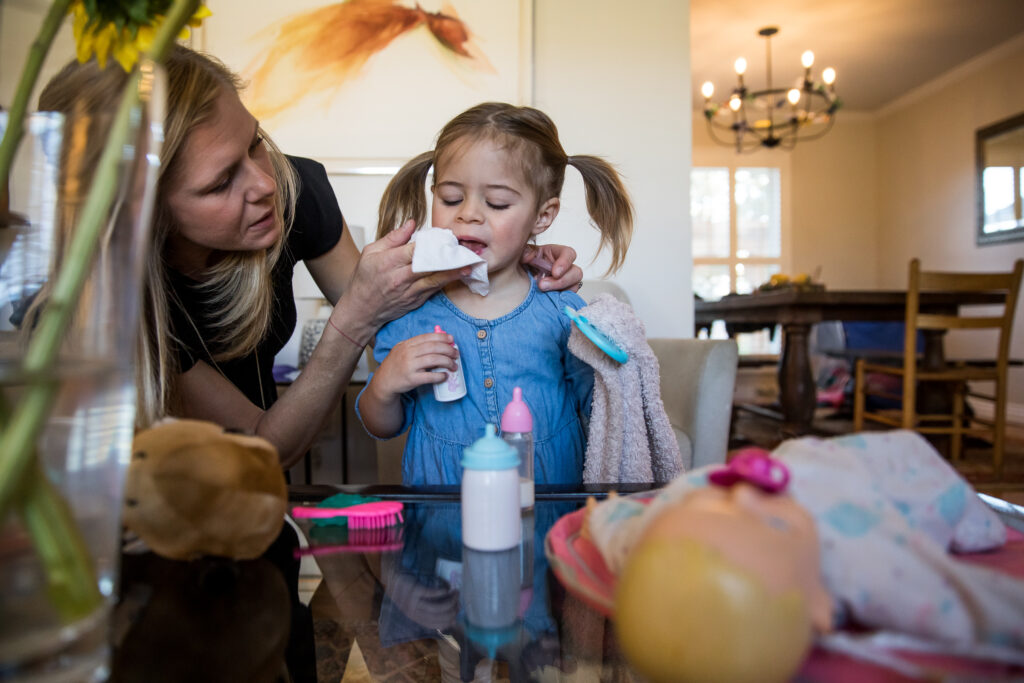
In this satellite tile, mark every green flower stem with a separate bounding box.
[0,0,200,624]
[0,0,73,222]
[0,75,138,522]
[19,460,101,619]
[0,0,200,521]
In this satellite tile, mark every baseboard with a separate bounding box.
[966,397,1024,443]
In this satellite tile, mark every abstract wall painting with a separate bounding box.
[199,0,530,163]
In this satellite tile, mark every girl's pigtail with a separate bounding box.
[568,155,634,274]
[376,151,434,239]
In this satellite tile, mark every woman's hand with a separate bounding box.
[522,243,584,292]
[340,220,467,338]
[372,332,457,397]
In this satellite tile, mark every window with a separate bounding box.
[982,165,1023,234]
[691,156,789,353]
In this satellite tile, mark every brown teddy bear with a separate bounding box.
[124,419,287,560]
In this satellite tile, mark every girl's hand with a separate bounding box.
[372,332,458,397]
[522,243,584,292]
[342,220,469,335]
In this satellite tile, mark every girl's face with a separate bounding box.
[163,89,278,274]
[431,138,558,281]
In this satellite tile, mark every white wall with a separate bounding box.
[0,0,76,107]
[692,110,879,289]
[875,35,1024,405]
[532,0,692,338]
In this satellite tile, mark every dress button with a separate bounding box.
[477,329,487,340]
[484,378,494,388]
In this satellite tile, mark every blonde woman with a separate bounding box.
[38,45,582,468]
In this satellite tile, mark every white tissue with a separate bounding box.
[410,227,490,296]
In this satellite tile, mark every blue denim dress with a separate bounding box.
[356,279,593,486]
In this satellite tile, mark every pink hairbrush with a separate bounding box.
[708,448,790,493]
[294,525,405,557]
[291,500,404,528]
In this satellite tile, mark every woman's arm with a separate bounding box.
[304,218,360,305]
[175,222,465,467]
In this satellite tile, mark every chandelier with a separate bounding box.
[700,26,840,153]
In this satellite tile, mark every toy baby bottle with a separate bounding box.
[500,387,534,509]
[432,324,466,402]
[461,424,521,551]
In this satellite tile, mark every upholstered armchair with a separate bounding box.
[648,338,739,469]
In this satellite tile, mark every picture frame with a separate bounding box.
[194,0,533,168]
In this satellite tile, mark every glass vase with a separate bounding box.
[0,62,164,681]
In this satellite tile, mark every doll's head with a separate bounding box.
[614,482,832,683]
[377,103,633,276]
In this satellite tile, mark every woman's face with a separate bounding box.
[163,89,278,274]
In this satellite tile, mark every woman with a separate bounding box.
[38,45,582,468]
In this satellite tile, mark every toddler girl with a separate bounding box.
[356,102,633,485]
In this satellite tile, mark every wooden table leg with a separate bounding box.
[778,322,816,435]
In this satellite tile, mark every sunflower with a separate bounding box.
[70,0,211,71]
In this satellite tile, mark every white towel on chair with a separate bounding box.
[568,294,687,483]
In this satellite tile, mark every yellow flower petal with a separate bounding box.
[188,4,212,27]
[92,24,116,70]
[113,38,139,73]
[71,5,91,63]
[134,25,155,55]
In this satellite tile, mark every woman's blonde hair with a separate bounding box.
[38,44,297,426]
[377,102,633,273]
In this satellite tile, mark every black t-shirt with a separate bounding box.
[168,156,344,409]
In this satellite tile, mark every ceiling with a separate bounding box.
[691,0,1024,113]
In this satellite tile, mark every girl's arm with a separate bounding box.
[359,332,457,438]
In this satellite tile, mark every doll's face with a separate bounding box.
[640,483,833,632]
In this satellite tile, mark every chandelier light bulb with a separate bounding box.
[700,26,840,152]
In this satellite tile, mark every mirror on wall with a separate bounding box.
[977,112,1024,245]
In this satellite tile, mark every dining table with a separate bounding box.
[694,288,1008,436]
[104,483,1024,682]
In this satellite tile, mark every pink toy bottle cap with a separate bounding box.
[434,324,454,346]
[501,386,533,432]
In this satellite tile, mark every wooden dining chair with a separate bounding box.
[853,258,1024,475]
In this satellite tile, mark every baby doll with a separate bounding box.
[583,430,1024,683]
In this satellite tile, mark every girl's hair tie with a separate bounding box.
[708,447,790,493]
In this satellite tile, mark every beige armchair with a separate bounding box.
[648,338,739,469]
[579,281,738,468]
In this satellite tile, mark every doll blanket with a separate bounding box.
[586,430,1024,651]
[567,293,686,483]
